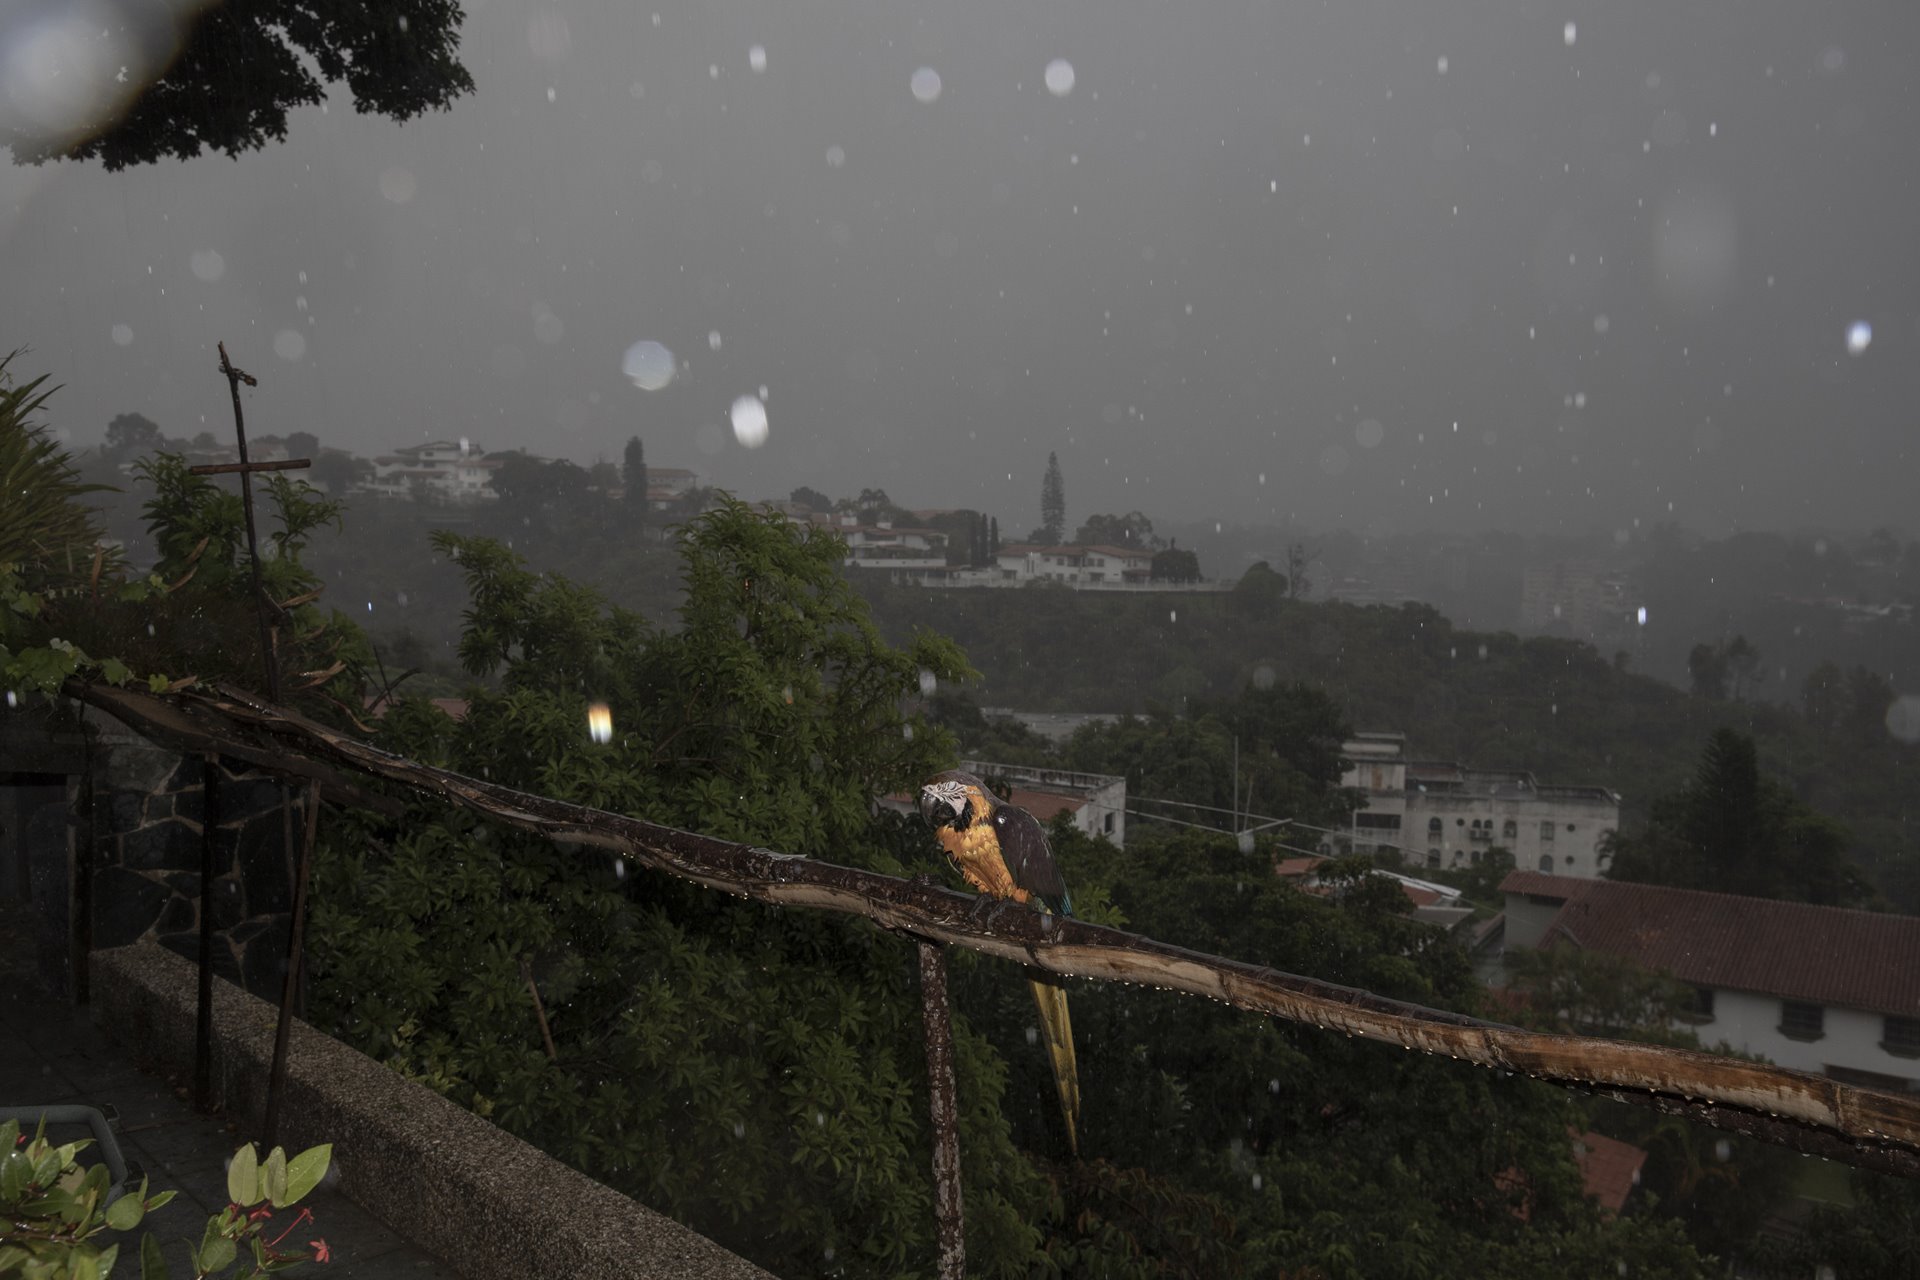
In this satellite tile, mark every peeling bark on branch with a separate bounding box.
[63,678,1920,1179]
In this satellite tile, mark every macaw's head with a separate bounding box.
[920,770,989,831]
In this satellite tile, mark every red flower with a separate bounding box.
[310,1239,331,1264]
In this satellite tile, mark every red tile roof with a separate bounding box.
[1499,870,1590,900]
[1574,1131,1646,1215]
[1009,788,1086,822]
[1499,872,1920,1018]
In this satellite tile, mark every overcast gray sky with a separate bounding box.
[3,0,1916,538]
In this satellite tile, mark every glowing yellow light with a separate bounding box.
[587,702,613,744]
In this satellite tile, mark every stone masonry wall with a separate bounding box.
[90,745,303,1000]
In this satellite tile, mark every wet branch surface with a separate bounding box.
[66,678,1920,1179]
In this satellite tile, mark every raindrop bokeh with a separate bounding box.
[730,394,769,448]
[622,340,676,390]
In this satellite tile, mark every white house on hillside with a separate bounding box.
[1339,732,1620,877]
[1501,871,1920,1095]
[994,543,1154,586]
[367,440,500,502]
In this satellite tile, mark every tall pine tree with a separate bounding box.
[622,435,648,528]
[1039,451,1066,545]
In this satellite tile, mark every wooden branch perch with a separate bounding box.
[62,677,1920,1179]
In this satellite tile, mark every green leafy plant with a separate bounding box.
[0,1113,332,1274]
[200,1142,334,1277]
[0,375,371,716]
[0,1117,330,1279]
[0,1114,176,1278]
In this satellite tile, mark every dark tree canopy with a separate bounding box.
[1075,510,1157,549]
[104,411,163,456]
[787,485,833,512]
[1150,546,1201,583]
[4,0,475,169]
[1604,728,1869,907]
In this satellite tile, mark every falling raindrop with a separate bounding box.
[1436,55,1449,74]
[708,330,723,350]
[918,669,938,697]
[587,702,613,744]
[111,324,133,346]
[825,144,846,168]
[1044,58,1075,97]
[274,329,307,360]
[910,67,942,103]
[748,44,767,72]
[189,250,226,281]
[1846,321,1872,355]
[1563,21,1577,46]
[1636,606,1648,626]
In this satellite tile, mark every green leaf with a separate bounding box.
[195,1219,236,1275]
[143,1189,177,1214]
[146,673,170,693]
[70,1250,102,1280]
[260,1146,288,1209]
[138,1232,167,1280]
[2,1148,30,1200]
[95,1243,119,1280]
[203,1236,236,1273]
[280,1145,330,1207]
[225,1145,257,1207]
[99,657,132,685]
[106,1190,146,1231]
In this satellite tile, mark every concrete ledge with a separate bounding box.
[90,943,774,1280]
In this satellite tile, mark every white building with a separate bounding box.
[1339,732,1620,877]
[994,543,1154,587]
[835,518,949,572]
[1501,872,1920,1095]
[367,440,500,503]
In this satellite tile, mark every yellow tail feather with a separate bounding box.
[1028,975,1080,1157]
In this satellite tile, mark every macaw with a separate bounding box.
[919,769,1080,1155]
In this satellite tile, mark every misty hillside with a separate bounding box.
[854,579,1920,910]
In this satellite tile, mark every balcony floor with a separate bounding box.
[1,906,462,1277]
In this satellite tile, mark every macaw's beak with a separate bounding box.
[920,783,965,829]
